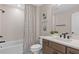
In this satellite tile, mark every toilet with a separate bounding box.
[30,38,42,54]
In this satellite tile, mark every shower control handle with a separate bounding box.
[0,40,5,43]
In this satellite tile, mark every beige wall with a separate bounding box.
[0,5,24,41]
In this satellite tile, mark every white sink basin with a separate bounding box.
[57,37,72,42]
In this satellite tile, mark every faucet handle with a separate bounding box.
[67,36,70,39]
[60,35,62,38]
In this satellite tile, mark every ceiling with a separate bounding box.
[53,4,79,14]
[33,4,79,14]
[1,4,79,13]
[2,4,25,10]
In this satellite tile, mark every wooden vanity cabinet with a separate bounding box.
[43,45,62,54]
[43,39,79,54]
[43,46,54,54]
[67,47,79,54]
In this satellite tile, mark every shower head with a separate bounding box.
[0,9,5,13]
[2,10,5,13]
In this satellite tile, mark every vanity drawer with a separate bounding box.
[67,47,79,54]
[49,41,66,53]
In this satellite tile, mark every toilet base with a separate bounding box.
[31,44,42,54]
[31,50,42,54]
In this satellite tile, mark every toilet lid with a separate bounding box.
[31,44,42,49]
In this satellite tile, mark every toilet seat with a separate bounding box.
[31,44,42,49]
[31,44,42,52]
[30,38,43,54]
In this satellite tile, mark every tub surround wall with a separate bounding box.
[0,5,24,41]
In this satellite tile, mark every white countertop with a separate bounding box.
[40,36,79,50]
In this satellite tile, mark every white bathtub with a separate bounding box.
[0,40,23,54]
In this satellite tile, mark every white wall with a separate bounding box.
[0,5,24,41]
[39,5,54,35]
[35,6,40,43]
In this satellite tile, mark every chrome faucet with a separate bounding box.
[60,32,70,39]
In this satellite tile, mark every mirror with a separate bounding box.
[72,12,79,34]
[52,4,79,34]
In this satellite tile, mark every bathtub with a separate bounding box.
[0,40,23,54]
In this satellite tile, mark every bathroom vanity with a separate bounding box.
[40,36,79,54]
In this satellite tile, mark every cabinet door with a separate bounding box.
[43,45,62,54]
[43,46,54,54]
[67,47,79,54]
[42,39,56,54]
[43,39,65,54]
[43,39,50,54]
[49,41,66,53]
[53,50,63,54]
